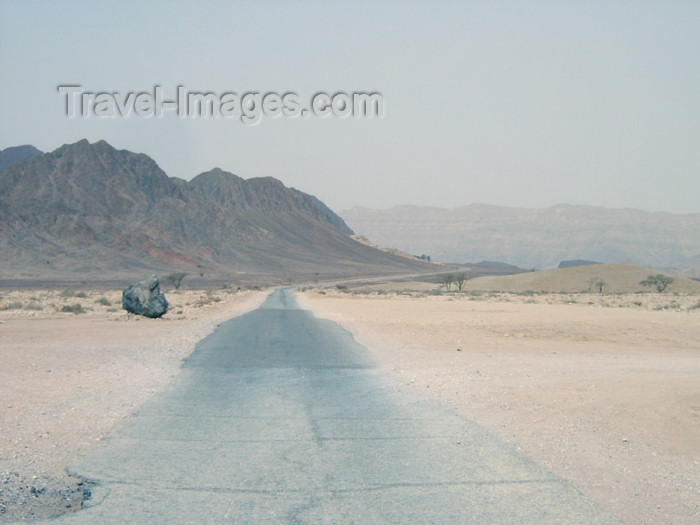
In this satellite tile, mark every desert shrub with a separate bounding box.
[194,293,222,307]
[59,289,87,298]
[95,297,111,306]
[58,289,87,299]
[653,304,682,311]
[60,303,86,314]
[25,302,43,311]
[164,272,188,290]
[687,300,700,311]
[2,301,24,310]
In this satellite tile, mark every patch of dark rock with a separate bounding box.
[0,472,93,522]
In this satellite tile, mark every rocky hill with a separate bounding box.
[341,204,700,275]
[0,145,42,175]
[0,140,430,280]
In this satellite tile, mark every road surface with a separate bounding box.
[48,289,620,524]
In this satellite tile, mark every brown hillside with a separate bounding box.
[464,263,700,293]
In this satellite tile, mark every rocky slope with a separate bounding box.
[0,140,429,279]
[341,204,700,273]
[0,145,42,175]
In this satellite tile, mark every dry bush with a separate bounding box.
[1,301,24,311]
[59,303,86,314]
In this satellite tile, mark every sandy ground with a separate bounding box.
[0,286,267,521]
[298,290,700,525]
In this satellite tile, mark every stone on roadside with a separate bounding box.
[122,275,168,318]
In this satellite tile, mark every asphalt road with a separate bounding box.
[48,289,620,524]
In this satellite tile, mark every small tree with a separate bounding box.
[589,277,606,293]
[439,273,455,291]
[640,274,674,293]
[454,271,471,291]
[164,272,188,290]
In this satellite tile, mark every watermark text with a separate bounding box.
[57,85,384,124]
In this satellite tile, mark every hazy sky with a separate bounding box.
[1,1,699,213]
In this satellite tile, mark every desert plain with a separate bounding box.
[298,286,700,525]
[1,277,699,524]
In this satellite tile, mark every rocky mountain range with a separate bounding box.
[0,140,430,280]
[341,204,700,274]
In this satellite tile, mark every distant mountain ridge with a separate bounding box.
[341,204,700,272]
[0,140,429,279]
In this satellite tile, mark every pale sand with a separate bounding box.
[298,290,700,525]
[0,287,266,519]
